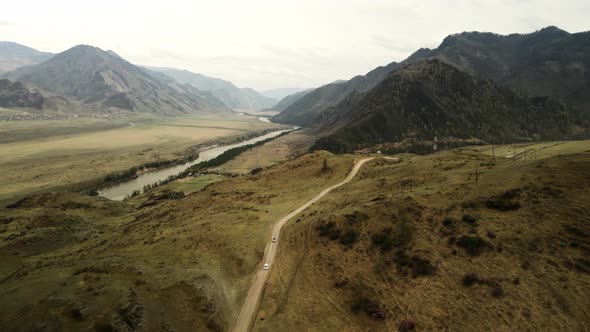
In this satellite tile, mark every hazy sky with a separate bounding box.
[1,0,588,90]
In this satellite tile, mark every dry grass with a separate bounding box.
[255,143,590,331]
[2,138,589,331]
[0,150,354,331]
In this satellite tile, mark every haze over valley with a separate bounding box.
[0,1,589,331]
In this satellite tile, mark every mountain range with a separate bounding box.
[2,45,233,115]
[0,42,290,115]
[272,26,590,152]
[311,60,588,153]
[0,41,53,74]
[148,67,277,111]
[272,61,400,126]
[260,87,307,100]
[263,88,313,113]
[413,26,590,114]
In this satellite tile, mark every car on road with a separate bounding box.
[272,237,277,242]
[263,263,270,270]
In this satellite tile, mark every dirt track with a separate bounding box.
[231,157,377,332]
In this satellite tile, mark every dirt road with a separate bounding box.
[231,157,377,332]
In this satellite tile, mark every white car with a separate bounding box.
[272,237,277,243]
[263,263,270,270]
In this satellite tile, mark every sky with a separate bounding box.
[1,0,588,90]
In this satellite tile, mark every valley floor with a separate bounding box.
[0,114,283,203]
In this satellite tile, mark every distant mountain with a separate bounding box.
[260,88,306,100]
[3,45,231,115]
[0,79,44,109]
[0,41,53,74]
[149,67,277,111]
[311,60,588,153]
[272,61,399,126]
[411,26,590,113]
[274,26,590,129]
[264,89,313,113]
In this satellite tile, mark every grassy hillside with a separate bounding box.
[0,151,355,331]
[255,142,590,331]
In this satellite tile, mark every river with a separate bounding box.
[98,127,294,201]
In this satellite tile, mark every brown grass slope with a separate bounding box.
[0,151,353,331]
[255,148,590,331]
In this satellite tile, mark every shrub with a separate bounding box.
[351,295,386,320]
[411,257,436,277]
[393,251,435,277]
[393,251,411,268]
[486,189,522,211]
[491,285,504,297]
[340,229,360,246]
[399,320,416,331]
[371,230,395,252]
[318,221,335,236]
[392,217,412,247]
[442,218,455,227]
[462,214,477,225]
[456,235,490,256]
[462,273,480,286]
[373,255,386,274]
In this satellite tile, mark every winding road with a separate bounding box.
[231,157,378,332]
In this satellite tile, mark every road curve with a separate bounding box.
[231,157,376,332]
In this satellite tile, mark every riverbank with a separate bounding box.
[98,127,296,200]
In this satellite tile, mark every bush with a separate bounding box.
[442,218,455,227]
[486,189,522,211]
[491,285,504,297]
[371,230,394,252]
[340,229,360,246]
[411,257,436,277]
[351,295,386,320]
[392,217,412,247]
[317,221,341,240]
[399,320,416,331]
[462,273,480,286]
[462,214,477,225]
[393,251,435,277]
[456,235,490,256]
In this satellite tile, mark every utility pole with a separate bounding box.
[433,133,438,153]
[491,145,497,164]
[475,162,479,188]
[513,143,516,161]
